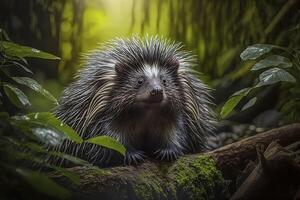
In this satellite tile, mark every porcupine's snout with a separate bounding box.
[149,83,163,103]
[135,74,165,105]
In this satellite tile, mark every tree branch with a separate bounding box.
[52,123,300,200]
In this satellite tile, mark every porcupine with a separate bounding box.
[54,36,216,166]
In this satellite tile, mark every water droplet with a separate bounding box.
[31,48,40,53]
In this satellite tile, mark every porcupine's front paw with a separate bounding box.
[155,146,183,161]
[124,150,146,165]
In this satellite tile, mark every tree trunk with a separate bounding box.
[52,123,300,200]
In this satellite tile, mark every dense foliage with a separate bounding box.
[0,29,125,199]
[221,44,300,121]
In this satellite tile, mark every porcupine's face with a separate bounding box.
[133,65,168,106]
[114,58,181,112]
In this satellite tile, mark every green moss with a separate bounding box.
[132,155,225,200]
[134,182,153,200]
[133,172,166,200]
[171,155,225,200]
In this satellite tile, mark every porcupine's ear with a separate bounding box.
[115,62,125,75]
[167,57,180,72]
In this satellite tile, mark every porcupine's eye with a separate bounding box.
[137,77,144,85]
[162,78,167,85]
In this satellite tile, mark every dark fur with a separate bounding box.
[55,36,215,166]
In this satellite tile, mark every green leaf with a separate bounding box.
[50,151,109,175]
[257,68,297,86]
[50,151,90,166]
[221,96,244,118]
[240,44,273,60]
[241,97,257,111]
[3,83,31,108]
[231,87,251,96]
[31,127,64,146]
[0,41,60,60]
[12,61,33,74]
[24,142,47,153]
[27,112,83,144]
[14,151,46,165]
[12,77,58,105]
[15,168,71,199]
[11,115,66,145]
[251,55,292,71]
[85,136,126,156]
[0,28,10,40]
[221,89,250,118]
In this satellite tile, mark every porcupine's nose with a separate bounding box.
[150,86,162,95]
[149,86,163,102]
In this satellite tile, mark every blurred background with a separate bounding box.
[1,0,300,147]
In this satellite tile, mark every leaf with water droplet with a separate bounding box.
[12,77,58,105]
[11,116,65,145]
[31,48,40,53]
[240,44,273,60]
[0,41,60,60]
[12,112,83,145]
[3,83,31,108]
[257,68,296,86]
[251,55,292,71]
[31,127,62,146]
[27,112,83,144]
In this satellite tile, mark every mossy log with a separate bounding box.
[52,123,300,200]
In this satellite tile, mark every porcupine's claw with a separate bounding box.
[155,147,183,161]
[124,150,146,166]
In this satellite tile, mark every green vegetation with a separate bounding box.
[133,156,225,200]
[0,0,300,199]
[221,44,300,120]
[171,156,225,200]
[0,29,125,199]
